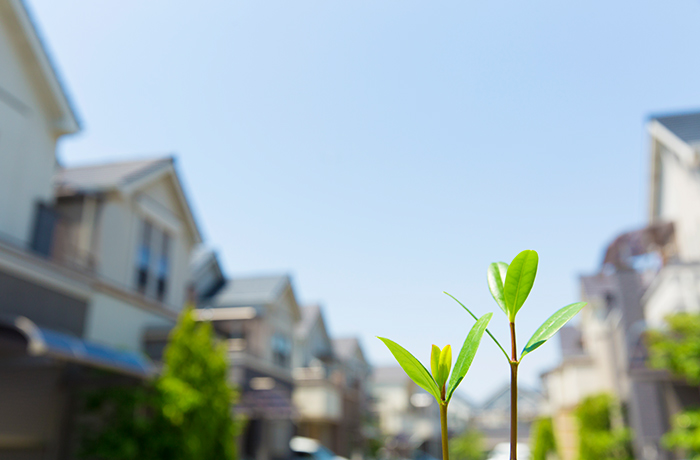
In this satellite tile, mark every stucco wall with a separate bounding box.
[0,14,58,246]
[292,384,342,421]
[84,292,173,352]
[656,144,700,260]
[94,177,194,311]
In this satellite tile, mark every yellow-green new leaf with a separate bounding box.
[378,337,441,401]
[521,302,587,358]
[437,344,452,387]
[431,345,440,382]
[487,262,509,316]
[504,250,539,320]
[446,312,493,402]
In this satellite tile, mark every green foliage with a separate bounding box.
[384,250,585,460]
[662,408,700,460]
[451,250,586,364]
[80,307,241,460]
[159,306,240,460]
[521,302,586,358]
[576,394,633,460]
[433,344,452,389]
[443,292,509,361]
[447,313,492,402]
[503,250,539,320]
[647,312,700,385]
[487,262,509,316]
[376,337,441,401]
[449,250,586,460]
[647,313,700,459]
[530,418,557,460]
[80,384,179,459]
[450,429,485,460]
[378,313,491,405]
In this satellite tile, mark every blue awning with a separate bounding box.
[0,315,155,378]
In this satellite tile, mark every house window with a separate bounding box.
[156,233,170,301]
[135,219,171,301]
[272,334,291,368]
[136,220,153,294]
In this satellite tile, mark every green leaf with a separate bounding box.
[438,344,452,387]
[487,262,509,316]
[443,291,510,361]
[430,345,440,382]
[521,302,587,358]
[446,312,493,402]
[504,250,539,319]
[378,337,441,401]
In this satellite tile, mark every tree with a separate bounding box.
[647,312,700,459]
[158,305,240,460]
[530,418,556,460]
[576,394,632,460]
[80,306,240,460]
[647,313,700,385]
[450,428,484,460]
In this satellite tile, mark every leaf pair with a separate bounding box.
[430,344,452,390]
[488,250,538,322]
[483,249,587,361]
[378,312,492,405]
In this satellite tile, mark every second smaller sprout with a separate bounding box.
[377,313,492,460]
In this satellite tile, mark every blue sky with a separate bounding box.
[28,0,700,401]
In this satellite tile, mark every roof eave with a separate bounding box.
[119,159,203,245]
[11,0,81,135]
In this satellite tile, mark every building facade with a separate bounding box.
[0,3,203,458]
[195,272,301,460]
[544,111,700,460]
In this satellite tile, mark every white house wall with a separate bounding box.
[85,292,173,352]
[0,14,59,245]
[655,144,700,260]
[94,178,193,311]
[546,361,602,411]
[645,266,700,329]
[96,196,137,288]
[292,385,342,421]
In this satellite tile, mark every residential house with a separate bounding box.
[292,306,342,452]
[195,272,301,460]
[369,366,443,460]
[0,2,203,458]
[544,110,700,460]
[370,365,475,460]
[332,337,372,459]
[473,384,545,451]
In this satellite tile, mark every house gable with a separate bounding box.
[0,0,79,136]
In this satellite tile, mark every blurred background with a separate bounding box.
[2,0,700,459]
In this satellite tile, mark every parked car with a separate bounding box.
[290,437,348,460]
[487,443,531,460]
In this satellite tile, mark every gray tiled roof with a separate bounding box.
[653,111,700,144]
[210,275,290,307]
[54,157,172,195]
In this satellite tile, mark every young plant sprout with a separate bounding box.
[378,313,492,460]
[445,249,586,460]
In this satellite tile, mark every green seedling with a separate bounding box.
[445,249,586,460]
[378,313,492,460]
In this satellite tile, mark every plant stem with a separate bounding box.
[509,322,518,460]
[440,403,449,460]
